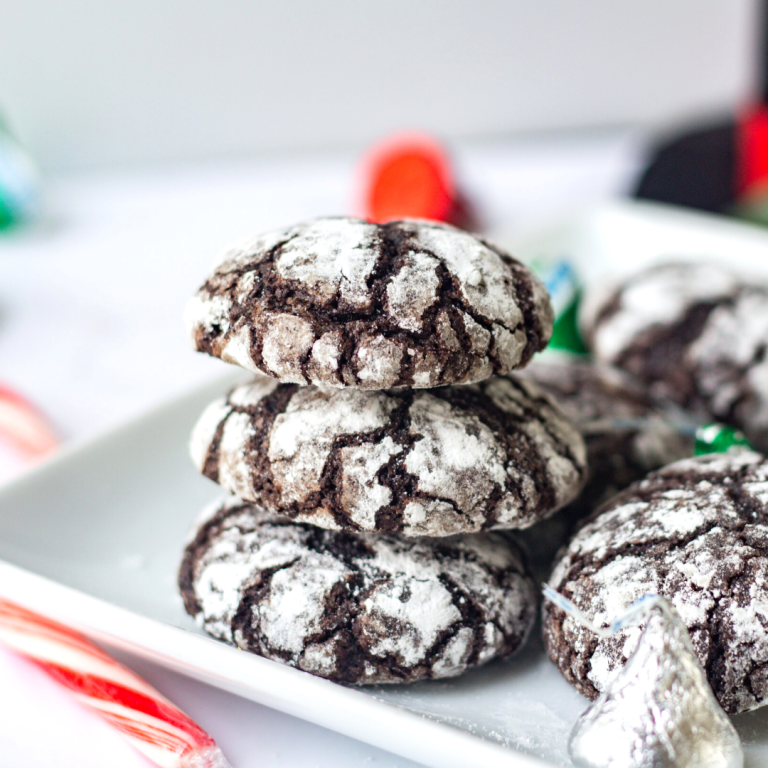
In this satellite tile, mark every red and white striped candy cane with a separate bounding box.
[0,599,231,768]
[0,384,58,460]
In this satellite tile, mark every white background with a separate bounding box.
[0,0,760,172]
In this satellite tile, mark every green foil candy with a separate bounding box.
[549,292,588,354]
[693,423,751,456]
[531,257,588,355]
[0,116,39,230]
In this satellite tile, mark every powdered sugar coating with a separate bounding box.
[184,217,553,389]
[543,451,768,714]
[274,218,379,309]
[688,287,768,450]
[190,376,587,536]
[581,262,739,363]
[583,261,768,450]
[178,497,537,685]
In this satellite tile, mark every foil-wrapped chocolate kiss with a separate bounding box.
[543,587,743,768]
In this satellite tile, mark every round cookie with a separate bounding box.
[521,359,692,516]
[184,217,553,389]
[190,375,587,536]
[581,261,768,451]
[543,451,768,715]
[179,496,537,685]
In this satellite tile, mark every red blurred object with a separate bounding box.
[359,133,471,226]
[0,598,231,768]
[737,103,768,200]
[0,384,58,461]
[635,1,768,213]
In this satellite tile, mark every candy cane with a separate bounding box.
[0,599,231,768]
[0,385,58,460]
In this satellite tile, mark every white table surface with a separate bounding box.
[0,131,642,767]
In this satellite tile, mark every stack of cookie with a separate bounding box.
[179,217,588,685]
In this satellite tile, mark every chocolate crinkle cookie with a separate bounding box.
[184,217,553,389]
[581,260,768,451]
[543,451,768,715]
[521,359,692,517]
[516,359,693,569]
[179,497,537,685]
[189,375,587,537]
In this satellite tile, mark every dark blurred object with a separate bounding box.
[357,132,475,228]
[635,121,736,213]
[635,2,768,215]
[635,108,768,215]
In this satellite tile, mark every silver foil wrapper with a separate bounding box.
[546,590,743,768]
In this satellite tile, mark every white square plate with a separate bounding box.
[3,201,768,768]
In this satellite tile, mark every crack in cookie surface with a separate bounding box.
[543,451,768,714]
[184,217,553,389]
[583,261,768,450]
[190,375,587,536]
[179,497,537,684]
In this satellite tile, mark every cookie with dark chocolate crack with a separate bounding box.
[581,261,768,451]
[521,359,692,521]
[189,375,587,537]
[179,496,537,685]
[543,451,768,715]
[184,217,553,389]
[516,359,693,569]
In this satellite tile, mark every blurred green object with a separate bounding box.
[548,292,588,355]
[530,256,588,355]
[693,423,751,456]
[0,115,39,230]
[0,195,14,229]
[732,191,768,226]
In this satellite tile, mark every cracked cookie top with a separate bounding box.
[190,375,587,536]
[184,217,553,389]
[178,496,537,684]
[543,451,768,715]
[581,261,768,451]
